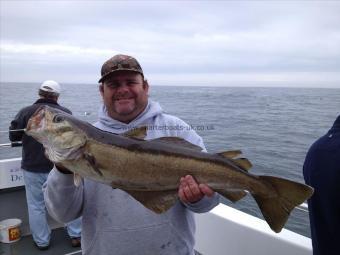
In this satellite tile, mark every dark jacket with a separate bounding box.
[303,115,340,255]
[9,98,71,173]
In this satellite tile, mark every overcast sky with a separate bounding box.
[1,0,340,87]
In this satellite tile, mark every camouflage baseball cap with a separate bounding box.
[98,54,144,83]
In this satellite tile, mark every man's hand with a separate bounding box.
[178,175,215,203]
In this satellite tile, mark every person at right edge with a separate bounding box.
[43,54,220,255]
[303,115,340,255]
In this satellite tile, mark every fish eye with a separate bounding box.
[53,115,64,123]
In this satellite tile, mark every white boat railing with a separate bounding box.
[296,202,309,213]
[0,158,24,189]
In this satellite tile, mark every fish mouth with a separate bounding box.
[27,107,45,130]
[26,107,48,141]
[26,106,86,162]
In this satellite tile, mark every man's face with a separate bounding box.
[100,71,149,123]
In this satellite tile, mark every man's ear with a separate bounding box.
[143,79,149,92]
[99,84,104,96]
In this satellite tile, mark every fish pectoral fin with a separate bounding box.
[125,190,178,214]
[217,190,247,202]
[73,173,83,187]
[83,153,103,176]
[152,137,203,151]
[217,150,242,159]
[122,126,147,140]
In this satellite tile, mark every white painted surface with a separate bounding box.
[0,158,24,189]
[195,204,312,255]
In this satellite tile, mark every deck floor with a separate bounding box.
[0,230,203,255]
[0,228,81,255]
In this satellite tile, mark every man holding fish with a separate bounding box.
[42,54,220,254]
[25,54,313,254]
[30,54,313,254]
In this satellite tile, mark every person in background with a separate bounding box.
[303,115,340,255]
[43,54,220,255]
[9,80,82,250]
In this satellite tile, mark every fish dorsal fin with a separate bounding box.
[122,126,147,139]
[217,150,252,171]
[124,190,178,214]
[217,150,242,159]
[232,158,252,171]
[151,137,203,151]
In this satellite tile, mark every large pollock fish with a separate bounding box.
[26,105,313,233]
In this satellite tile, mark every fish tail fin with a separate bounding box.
[253,175,313,233]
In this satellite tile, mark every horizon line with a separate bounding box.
[1,81,339,89]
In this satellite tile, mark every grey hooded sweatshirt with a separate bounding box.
[43,100,220,255]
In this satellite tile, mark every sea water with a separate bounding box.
[1,82,339,237]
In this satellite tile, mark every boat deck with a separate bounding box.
[0,187,81,255]
[0,227,81,255]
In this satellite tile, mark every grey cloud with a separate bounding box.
[1,1,340,86]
